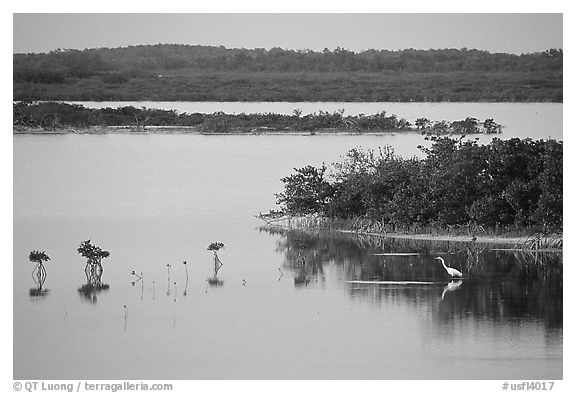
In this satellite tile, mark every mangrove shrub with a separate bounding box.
[275,137,563,231]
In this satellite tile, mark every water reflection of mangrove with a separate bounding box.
[78,260,109,303]
[207,253,224,286]
[260,226,562,330]
[30,264,49,297]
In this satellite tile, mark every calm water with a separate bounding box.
[13,103,562,379]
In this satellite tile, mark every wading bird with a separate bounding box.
[434,257,463,278]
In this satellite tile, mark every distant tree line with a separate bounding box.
[275,137,562,231]
[13,45,562,102]
[13,101,503,135]
[14,45,563,78]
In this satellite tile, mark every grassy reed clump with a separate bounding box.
[523,232,563,250]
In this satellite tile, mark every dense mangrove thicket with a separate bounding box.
[275,137,562,232]
[14,46,562,75]
[13,101,502,134]
[13,45,562,102]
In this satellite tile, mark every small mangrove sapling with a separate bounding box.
[166,264,171,295]
[77,240,110,285]
[183,261,189,295]
[207,242,225,267]
[29,250,50,293]
[77,240,110,302]
[130,270,142,285]
[128,271,144,300]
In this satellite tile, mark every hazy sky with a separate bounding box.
[13,13,562,54]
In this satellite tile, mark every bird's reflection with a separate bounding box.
[441,280,463,300]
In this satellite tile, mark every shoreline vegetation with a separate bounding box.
[257,214,562,249]
[265,137,562,249]
[13,101,503,135]
[13,45,562,102]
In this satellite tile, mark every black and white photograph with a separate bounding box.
[7,5,569,390]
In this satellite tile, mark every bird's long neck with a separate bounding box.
[440,258,447,269]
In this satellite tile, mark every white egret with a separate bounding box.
[434,257,463,278]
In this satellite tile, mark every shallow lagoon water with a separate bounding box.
[14,104,562,379]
